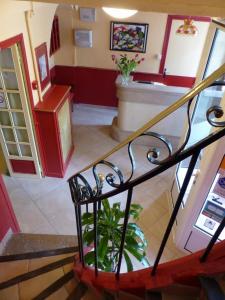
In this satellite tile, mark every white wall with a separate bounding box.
[74,8,168,73]
[165,20,210,76]
[0,0,57,105]
[53,4,75,66]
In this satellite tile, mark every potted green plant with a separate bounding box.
[112,53,144,85]
[82,198,149,272]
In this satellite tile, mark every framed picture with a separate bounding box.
[110,21,149,53]
[35,42,50,91]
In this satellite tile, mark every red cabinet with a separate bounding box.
[34,85,74,178]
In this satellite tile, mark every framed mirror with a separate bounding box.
[35,42,50,91]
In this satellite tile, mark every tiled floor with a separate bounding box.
[3,103,185,267]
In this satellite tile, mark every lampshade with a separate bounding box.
[102,7,138,19]
[176,19,198,35]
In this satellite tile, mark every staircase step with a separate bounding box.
[102,289,144,300]
[0,252,76,299]
[145,291,162,300]
[102,289,117,300]
[66,282,88,300]
[33,270,74,300]
[0,285,19,300]
[199,276,225,300]
[1,233,77,256]
[0,255,74,290]
[218,274,225,295]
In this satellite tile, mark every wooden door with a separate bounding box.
[0,38,41,177]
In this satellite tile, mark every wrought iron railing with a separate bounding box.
[68,63,225,278]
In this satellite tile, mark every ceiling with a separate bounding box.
[20,0,225,17]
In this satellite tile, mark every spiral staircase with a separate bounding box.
[1,64,225,299]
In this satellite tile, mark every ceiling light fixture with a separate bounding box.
[176,19,198,36]
[102,7,138,19]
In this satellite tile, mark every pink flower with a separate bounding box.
[112,55,116,61]
[141,58,145,61]
[135,54,139,58]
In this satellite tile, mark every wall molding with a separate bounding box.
[51,65,195,107]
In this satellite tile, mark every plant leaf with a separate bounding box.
[98,235,108,262]
[123,250,133,272]
[141,257,151,267]
[130,204,143,220]
[102,198,111,219]
[125,235,145,250]
[82,212,94,226]
[83,229,94,245]
[125,244,145,263]
[127,223,147,247]
[84,251,95,265]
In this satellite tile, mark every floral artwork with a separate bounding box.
[110,22,148,53]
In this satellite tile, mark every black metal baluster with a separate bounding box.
[77,204,85,267]
[98,200,101,210]
[93,201,98,276]
[200,216,225,262]
[116,187,133,279]
[69,180,83,264]
[151,150,200,276]
[74,206,82,263]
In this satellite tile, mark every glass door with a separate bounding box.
[176,27,225,206]
[173,21,225,253]
[0,43,41,177]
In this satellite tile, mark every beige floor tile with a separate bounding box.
[0,260,29,282]
[0,285,19,300]
[62,262,74,274]
[15,176,63,201]
[9,187,56,234]
[34,182,77,235]
[28,254,73,271]
[19,268,65,300]
[64,277,77,294]
[45,287,68,300]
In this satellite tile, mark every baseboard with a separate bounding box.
[74,103,118,111]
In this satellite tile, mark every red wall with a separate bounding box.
[0,176,19,241]
[51,66,195,107]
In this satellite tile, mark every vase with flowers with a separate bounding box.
[112,53,144,85]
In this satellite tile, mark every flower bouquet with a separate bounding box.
[112,53,144,85]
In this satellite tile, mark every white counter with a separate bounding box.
[111,78,189,146]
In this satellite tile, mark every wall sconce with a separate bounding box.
[102,7,138,19]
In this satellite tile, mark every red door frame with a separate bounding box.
[159,15,211,74]
[0,34,46,175]
[0,176,20,240]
